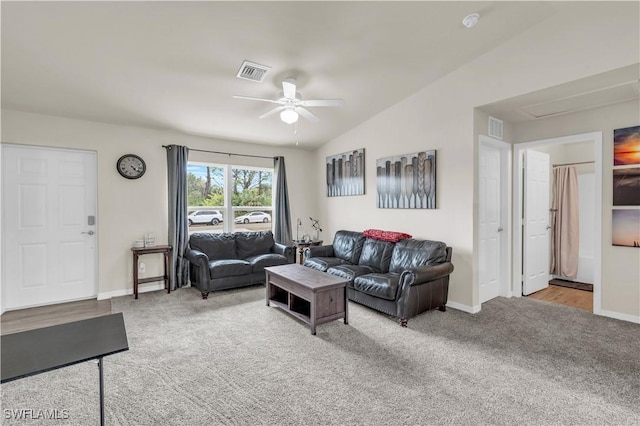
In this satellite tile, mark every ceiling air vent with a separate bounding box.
[236,60,271,83]
[488,116,504,140]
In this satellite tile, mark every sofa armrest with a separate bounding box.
[184,248,210,286]
[184,248,209,265]
[274,243,296,263]
[305,244,335,258]
[400,262,454,287]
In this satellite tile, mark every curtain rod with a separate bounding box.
[162,145,274,160]
[552,161,595,167]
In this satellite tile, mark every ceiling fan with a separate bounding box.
[233,77,344,124]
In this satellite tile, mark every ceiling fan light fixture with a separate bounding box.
[280,109,299,124]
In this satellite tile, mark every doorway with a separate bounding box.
[513,132,602,314]
[2,144,98,311]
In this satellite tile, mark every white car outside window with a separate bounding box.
[234,212,271,224]
[188,210,223,225]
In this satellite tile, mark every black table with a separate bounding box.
[1,313,129,426]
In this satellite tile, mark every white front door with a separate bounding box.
[479,143,502,303]
[2,145,98,310]
[522,149,550,295]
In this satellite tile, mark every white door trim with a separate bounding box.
[512,132,602,315]
[477,135,512,305]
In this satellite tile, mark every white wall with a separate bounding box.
[576,172,595,284]
[1,110,317,301]
[314,2,639,313]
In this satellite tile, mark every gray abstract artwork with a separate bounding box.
[376,150,436,209]
[326,148,365,197]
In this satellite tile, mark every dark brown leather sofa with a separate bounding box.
[304,230,454,326]
[185,231,295,299]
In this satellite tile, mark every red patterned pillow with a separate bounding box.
[363,229,412,243]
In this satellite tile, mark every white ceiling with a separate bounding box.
[2,1,631,149]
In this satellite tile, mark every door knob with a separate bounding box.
[546,225,551,230]
[81,230,95,235]
[497,227,503,232]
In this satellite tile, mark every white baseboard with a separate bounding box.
[446,300,481,314]
[98,283,165,300]
[598,309,640,324]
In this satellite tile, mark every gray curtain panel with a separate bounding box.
[166,145,190,289]
[273,156,292,244]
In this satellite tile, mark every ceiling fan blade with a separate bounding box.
[296,107,320,122]
[233,95,280,104]
[299,99,345,107]
[258,106,286,119]
[282,78,297,99]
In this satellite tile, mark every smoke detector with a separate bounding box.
[462,13,480,28]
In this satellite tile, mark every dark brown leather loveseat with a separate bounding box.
[304,230,454,326]
[185,231,295,299]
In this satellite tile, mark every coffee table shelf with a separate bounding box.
[268,287,311,320]
[268,298,311,324]
[265,264,348,335]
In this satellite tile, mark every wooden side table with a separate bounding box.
[292,240,323,264]
[131,245,172,299]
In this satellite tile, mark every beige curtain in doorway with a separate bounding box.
[550,166,579,279]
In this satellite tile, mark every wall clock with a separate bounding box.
[116,154,146,179]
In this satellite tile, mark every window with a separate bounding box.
[187,162,273,234]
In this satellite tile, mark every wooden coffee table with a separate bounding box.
[265,264,348,335]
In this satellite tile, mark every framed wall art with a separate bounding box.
[613,125,640,166]
[326,148,365,197]
[612,125,640,248]
[612,209,640,248]
[376,150,436,209]
[613,167,640,206]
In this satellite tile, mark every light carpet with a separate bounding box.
[2,285,639,425]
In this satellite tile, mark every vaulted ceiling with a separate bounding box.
[2,2,633,149]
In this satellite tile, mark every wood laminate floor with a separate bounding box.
[1,298,111,335]
[527,285,593,313]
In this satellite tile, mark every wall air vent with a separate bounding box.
[236,60,271,83]
[488,116,504,140]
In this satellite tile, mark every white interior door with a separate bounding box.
[2,145,97,310]
[479,143,502,303]
[523,149,550,295]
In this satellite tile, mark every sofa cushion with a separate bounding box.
[327,264,377,285]
[247,253,289,272]
[353,273,401,301]
[304,257,350,272]
[358,238,395,273]
[190,233,236,259]
[209,259,252,278]
[389,239,448,273]
[332,230,365,264]
[236,231,274,259]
